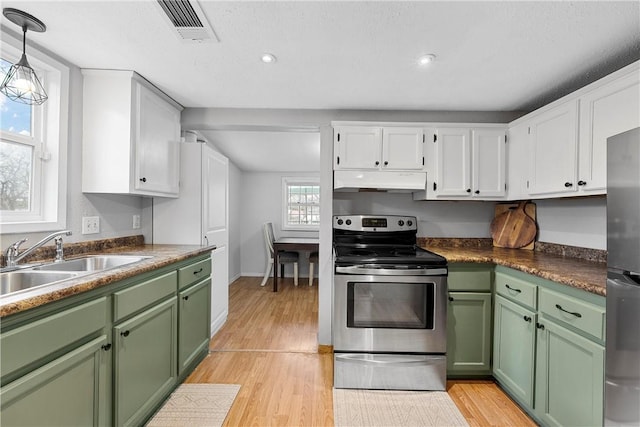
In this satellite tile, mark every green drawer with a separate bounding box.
[1,297,108,379]
[495,271,537,310]
[178,258,211,290]
[539,288,605,341]
[448,265,492,292]
[113,271,177,322]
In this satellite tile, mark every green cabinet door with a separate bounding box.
[493,294,536,407]
[114,297,177,427]
[0,335,110,427]
[178,278,211,375]
[535,319,605,427]
[447,292,492,376]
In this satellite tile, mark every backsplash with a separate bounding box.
[1,235,144,267]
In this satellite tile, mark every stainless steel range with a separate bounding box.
[332,214,448,391]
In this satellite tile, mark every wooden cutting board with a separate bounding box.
[490,202,537,249]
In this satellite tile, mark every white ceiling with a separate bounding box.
[2,1,639,171]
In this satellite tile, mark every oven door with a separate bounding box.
[333,270,447,353]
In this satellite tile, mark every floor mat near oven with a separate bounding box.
[333,389,469,427]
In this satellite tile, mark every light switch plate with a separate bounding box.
[82,216,100,234]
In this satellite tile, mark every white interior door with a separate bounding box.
[203,148,229,247]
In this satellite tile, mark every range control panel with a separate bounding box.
[333,215,417,232]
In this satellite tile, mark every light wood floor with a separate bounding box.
[186,277,537,426]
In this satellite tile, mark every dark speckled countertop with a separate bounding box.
[0,243,215,318]
[418,239,607,297]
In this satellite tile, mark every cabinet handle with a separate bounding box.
[555,304,582,318]
[101,343,112,351]
[183,295,190,301]
[448,296,454,302]
[383,161,388,166]
[536,322,545,330]
[564,182,573,187]
[466,188,471,193]
[120,330,130,337]
[577,180,587,186]
[474,190,480,194]
[193,268,203,275]
[505,284,522,293]
[523,315,532,323]
[375,161,380,166]
[139,177,147,183]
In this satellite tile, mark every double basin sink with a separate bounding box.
[1,255,151,296]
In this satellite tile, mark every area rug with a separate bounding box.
[146,383,240,427]
[333,389,469,427]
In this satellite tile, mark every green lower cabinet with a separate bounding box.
[534,319,605,427]
[0,335,110,426]
[493,294,536,407]
[114,297,177,427]
[178,278,211,375]
[447,292,492,376]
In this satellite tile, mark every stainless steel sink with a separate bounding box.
[33,255,152,272]
[1,271,80,295]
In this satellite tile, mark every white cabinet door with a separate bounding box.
[134,82,181,196]
[210,246,229,336]
[528,100,579,196]
[578,71,640,193]
[434,128,471,197]
[381,127,424,170]
[472,129,506,198]
[203,149,229,248]
[334,127,382,169]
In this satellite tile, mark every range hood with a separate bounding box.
[334,170,427,192]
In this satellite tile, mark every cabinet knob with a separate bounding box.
[474,190,480,194]
[375,161,380,166]
[140,177,147,183]
[383,161,388,166]
[523,315,532,323]
[183,295,190,301]
[101,343,112,351]
[466,188,471,193]
[564,182,573,187]
[120,330,130,337]
[448,296,454,302]
[577,180,587,186]
[536,323,545,330]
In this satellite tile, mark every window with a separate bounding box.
[1,30,69,233]
[282,177,320,230]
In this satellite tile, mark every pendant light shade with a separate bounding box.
[0,8,48,105]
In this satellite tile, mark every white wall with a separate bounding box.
[334,193,497,237]
[228,161,243,282]
[240,172,320,277]
[0,40,149,249]
[535,196,607,250]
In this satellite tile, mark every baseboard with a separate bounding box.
[229,272,241,283]
[210,310,228,337]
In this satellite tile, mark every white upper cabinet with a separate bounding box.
[431,127,506,199]
[334,126,424,171]
[82,70,182,198]
[578,70,640,194]
[527,100,579,196]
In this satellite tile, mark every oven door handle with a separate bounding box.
[335,265,447,276]
[335,353,445,366]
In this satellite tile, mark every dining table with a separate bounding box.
[272,237,320,292]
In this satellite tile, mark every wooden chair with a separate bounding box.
[308,251,318,286]
[260,222,299,287]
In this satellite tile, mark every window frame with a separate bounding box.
[1,29,69,233]
[281,176,320,231]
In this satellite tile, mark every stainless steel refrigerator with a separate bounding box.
[605,127,640,426]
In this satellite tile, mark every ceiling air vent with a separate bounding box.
[155,0,218,43]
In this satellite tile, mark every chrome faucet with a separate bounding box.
[5,230,73,267]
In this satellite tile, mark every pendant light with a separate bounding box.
[0,8,48,105]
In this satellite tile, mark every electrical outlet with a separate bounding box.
[133,215,141,229]
[82,216,100,234]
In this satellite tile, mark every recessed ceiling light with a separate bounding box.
[261,53,277,63]
[418,54,436,66]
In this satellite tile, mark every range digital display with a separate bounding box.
[362,218,387,228]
